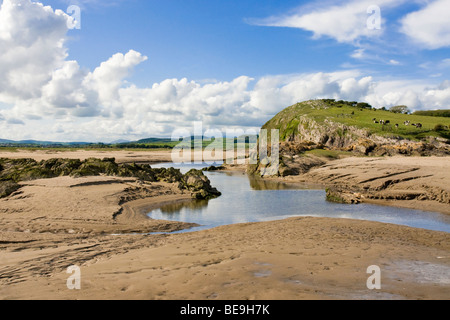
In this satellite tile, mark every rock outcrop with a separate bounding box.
[0,158,221,200]
[270,112,448,157]
[183,169,222,199]
[250,99,450,177]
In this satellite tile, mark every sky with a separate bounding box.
[0,0,449,142]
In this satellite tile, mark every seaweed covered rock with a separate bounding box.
[0,157,222,200]
[182,169,222,200]
[117,163,157,182]
[184,169,209,189]
[70,158,119,177]
[39,158,82,176]
[0,180,21,198]
[0,158,42,181]
[326,187,361,204]
[153,167,184,183]
[0,158,82,181]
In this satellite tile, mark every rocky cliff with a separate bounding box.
[250,99,450,177]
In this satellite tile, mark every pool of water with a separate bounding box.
[148,162,450,233]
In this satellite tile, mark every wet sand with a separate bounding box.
[1,217,449,300]
[0,150,449,300]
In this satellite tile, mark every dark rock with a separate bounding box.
[0,157,222,201]
[202,165,226,171]
[183,169,221,199]
[0,180,21,198]
[326,188,361,204]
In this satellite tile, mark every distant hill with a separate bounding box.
[135,138,175,144]
[16,140,60,145]
[109,139,131,144]
[0,136,235,150]
[412,110,450,117]
[0,139,94,147]
[117,137,233,149]
[0,139,55,145]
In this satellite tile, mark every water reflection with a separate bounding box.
[149,163,450,233]
[160,199,209,214]
[248,176,321,191]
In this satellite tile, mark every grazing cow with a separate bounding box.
[395,124,399,129]
[404,121,410,126]
[380,120,385,125]
[415,123,423,128]
[372,118,377,121]
[385,120,390,124]
[373,120,379,124]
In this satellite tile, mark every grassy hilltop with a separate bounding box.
[263,99,450,142]
[249,99,450,177]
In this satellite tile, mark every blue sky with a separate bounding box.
[51,0,448,83]
[57,0,346,84]
[57,1,324,81]
[0,0,449,141]
[55,0,448,84]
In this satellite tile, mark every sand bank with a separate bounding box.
[0,151,449,300]
[1,216,449,300]
[0,149,174,164]
[0,148,226,164]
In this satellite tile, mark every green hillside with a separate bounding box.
[413,110,450,117]
[263,99,450,141]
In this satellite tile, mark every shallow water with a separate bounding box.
[148,162,450,233]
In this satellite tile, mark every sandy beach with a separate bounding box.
[0,149,174,164]
[0,150,449,300]
[3,0,450,303]
[1,217,449,300]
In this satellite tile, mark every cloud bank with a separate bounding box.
[0,0,449,142]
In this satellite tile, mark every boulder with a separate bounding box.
[183,169,221,199]
[0,180,21,198]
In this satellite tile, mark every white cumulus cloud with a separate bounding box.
[400,0,450,49]
[248,0,404,44]
[0,0,70,101]
[86,50,148,108]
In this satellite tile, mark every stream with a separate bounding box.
[148,163,450,234]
